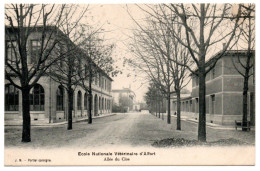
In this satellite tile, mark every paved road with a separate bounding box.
[5,112,255,149]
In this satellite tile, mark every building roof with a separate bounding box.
[191,50,255,74]
[5,25,113,81]
[112,88,136,96]
[171,93,192,101]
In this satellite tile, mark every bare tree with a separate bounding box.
[161,4,242,141]
[48,4,91,130]
[128,26,174,124]
[76,32,117,124]
[232,4,255,131]
[127,5,191,130]
[5,4,66,142]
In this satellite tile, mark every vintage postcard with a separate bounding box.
[3,2,255,166]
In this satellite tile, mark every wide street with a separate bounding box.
[5,112,255,149]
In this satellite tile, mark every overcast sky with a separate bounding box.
[89,4,154,102]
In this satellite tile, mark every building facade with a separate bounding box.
[171,50,255,126]
[112,88,136,112]
[5,26,113,125]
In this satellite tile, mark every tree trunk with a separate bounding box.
[21,87,31,142]
[161,100,164,120]
[155,99,157,117]
[88,91,92,124]
[198,4,206,142]
[88,66,93,124]
[167,92,171,124]
[158,99,161,118]
[242,75,249,131]
[176,90,181,130]
[67,87,73,130]
[198,70,206,142]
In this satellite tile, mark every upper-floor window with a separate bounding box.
[194,76,199,87]
[99,73,102,87]
[211,68,215,79]
[95,75,98,85]
[6,41,19,64]
[55,43,63,68]
[30,40,41,64]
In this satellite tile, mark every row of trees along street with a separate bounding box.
[145,82,166,120]
[127,4,255,142]
[5,4,119,142]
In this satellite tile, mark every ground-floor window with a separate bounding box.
[84,93,88,110]
[77,91,82,110]
[30,84,44,111]
[56,85,64,111]
[5,84,19,111]
[211,94,215,114]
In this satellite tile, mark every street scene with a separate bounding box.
[5,113,255,149]
[4,3,255,166]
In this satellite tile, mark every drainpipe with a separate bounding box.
[49,75,52,123]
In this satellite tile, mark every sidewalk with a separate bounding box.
[5,113,117,127]
[152,113,255,145]
[158,113,255,130]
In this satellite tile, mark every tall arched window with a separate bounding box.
[30,84,44,111]
[99,97,101,110]
[5,84,19,111]
[56,85,64,111]
[77,91,82,110]
[102,98,104,110]
[84,93,88,110]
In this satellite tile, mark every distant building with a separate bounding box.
[112,88,136,112]
[170,50,255,126]
[5,26,113,125]
[133,103,140,111]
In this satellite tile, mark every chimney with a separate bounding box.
[223,43,226,50]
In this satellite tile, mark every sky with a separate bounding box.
[88,4,153,102]
[1,2,250,103]
[86,3,246,103]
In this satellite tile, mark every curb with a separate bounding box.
[5,113,117,127]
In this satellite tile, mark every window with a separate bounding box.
[99,74,102,87]
[30,84,44,111]
[102,98,104,110]
[85,65,88,77]
[95,75,98,85]
[5,84,19,111]
[56,86,64,111]
[56,44,63,68]
[77,91,82,110]
[190,100,192,112]
[211,94,215,114]
[99,97,101,110]
[211,94,215,102]
[211,68,215,79]
[31,40,41,64]
[195,76,199,86]
[6,41,19,64]
[84,93,88,110]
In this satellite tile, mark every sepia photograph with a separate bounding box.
[3,0,256,166]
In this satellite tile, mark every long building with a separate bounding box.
[170,50,255,126]
[5,26,113,125]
